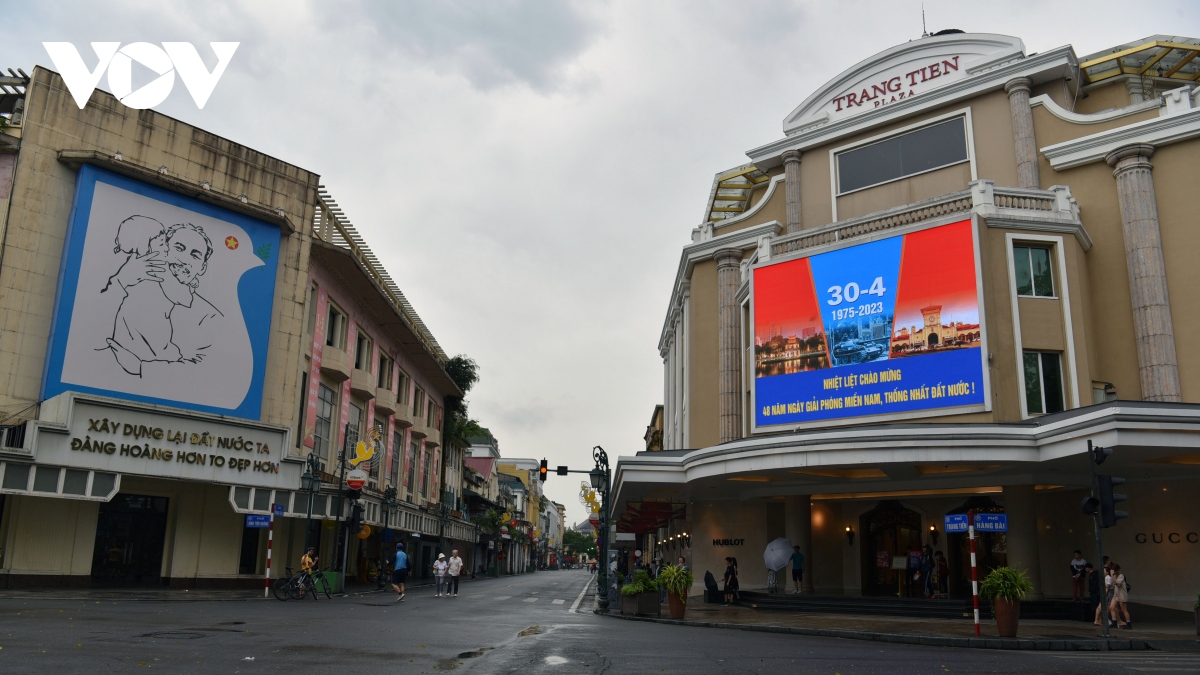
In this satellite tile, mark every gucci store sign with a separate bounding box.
[31,393,300,490]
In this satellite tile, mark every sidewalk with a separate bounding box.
[598,598,1200,652]
[0,573,502,602]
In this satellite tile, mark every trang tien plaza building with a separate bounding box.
[615,32,1200,620]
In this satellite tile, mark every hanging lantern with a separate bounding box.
[588,512,599,528]
[500,525,509,535]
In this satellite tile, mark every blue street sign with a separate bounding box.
[245,514,271,529]
[944,514,968,533]
[974,513,1008,532]
[273,503,284,518]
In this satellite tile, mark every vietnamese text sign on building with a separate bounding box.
[752,219,987,429]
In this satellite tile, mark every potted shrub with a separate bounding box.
[658,564,695,619]
[620,570,660,616]
[979,566,1034,638]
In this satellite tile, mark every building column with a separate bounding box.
[785,496,814,593]
[1106,144,1182,402]
[1125,77,1145,104]
[715,248,744,443]
[1004,77,1040,189]
[1002,485,1043,599]
[782,149,803,233]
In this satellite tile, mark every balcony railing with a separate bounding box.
[770,180,1085,258]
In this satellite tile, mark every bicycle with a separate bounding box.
[272,567,332,601]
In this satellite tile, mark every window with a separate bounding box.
[378,354,394,390]
[422,445,433,498]
[307,286,318,335]
[295,372,308,448]
[836,117,968,194]
[1013,245,1054,297]
[1023,351,1065,415]
[406,438,418,496]
[354,332,372,371]
[368,423,383,481]
[325,304,346,349]
[238,524,260,575]
[391,430,403,484]
[397,370,411,405]
[413,387,425,418]
[347,403,364,454]
[313,384,336,468]
[426,400,437,428]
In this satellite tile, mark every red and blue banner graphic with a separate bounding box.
[753,219,984,427]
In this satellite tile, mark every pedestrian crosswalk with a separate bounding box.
[551,599,565,605]
[1044,652,1200,673]
[523,597,539,603]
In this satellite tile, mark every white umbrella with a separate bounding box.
[763,537,793,571]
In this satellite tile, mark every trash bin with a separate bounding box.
[318,571,340,595]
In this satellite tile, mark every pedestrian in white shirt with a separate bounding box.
[433,553,449,597]
[447,550,464,597]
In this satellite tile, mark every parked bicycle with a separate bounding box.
[272,567,333,601]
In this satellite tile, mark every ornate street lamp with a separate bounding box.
[301,453,322,553]
[591,446,611,612]
[378,485,398,590]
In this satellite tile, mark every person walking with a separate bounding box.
[920,545,935,599]
[1109,563,1132,629]
[433,553,449,597]
[677,556,688,570]
[790,545,805,594]
[935,551,949,597]
[390,543,408,602]
[1070,550,1088,602]
[447,549,464,597]
[1095,561,1115,625]
[652,557,666,604]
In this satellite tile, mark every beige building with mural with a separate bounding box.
[614,32,1200,620]
[0,66,472,588]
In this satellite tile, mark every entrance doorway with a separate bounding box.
[861,500,923,597]
[91,493,169,586]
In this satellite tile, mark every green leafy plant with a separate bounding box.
[657,564,695,602]
[979,566,1034,602]
[620,569,659,596]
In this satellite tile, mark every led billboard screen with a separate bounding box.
[753,218,985,428]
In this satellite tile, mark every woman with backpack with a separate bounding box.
[1108,562,1132,629]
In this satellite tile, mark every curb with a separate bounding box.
[595,610,1168,652]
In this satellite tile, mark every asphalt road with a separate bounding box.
[1,569,1198,674]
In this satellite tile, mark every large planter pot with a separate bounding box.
[667,592,687,619]
[621,593,638,615]
[993,598,1020,638]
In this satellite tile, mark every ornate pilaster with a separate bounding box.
[1106,144,1181,402]
[1004,77,1040,189]
[715,248,744,442]
[782,149,803,233]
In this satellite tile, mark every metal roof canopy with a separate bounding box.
[1079,36,1200,85]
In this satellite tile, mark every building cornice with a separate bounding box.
[748,46,1076,169]
[1030,93,1161,125]
[1041,88,1200,169]
[613,402,1200,499]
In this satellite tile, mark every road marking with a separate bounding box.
[569,576,592,614]
[551,599,565,605]
[523,597,538,603]
[495,596,511,601]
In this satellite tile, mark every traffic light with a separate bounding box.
[539,458,548,482]
[556,466,568,476]
[1081,494,1100,516]
[344,488,362,500]
[1098,475,1129,528]
[1092,445,1114,465]
[347,503,364,535]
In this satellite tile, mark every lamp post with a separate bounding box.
[301,453,322,554]
[590,446,611,612]
[378,486,398,590]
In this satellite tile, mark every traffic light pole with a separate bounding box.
[1087,440,1111,638]
[594,446,611,613]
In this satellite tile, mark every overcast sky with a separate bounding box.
[6,1,1198,524]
